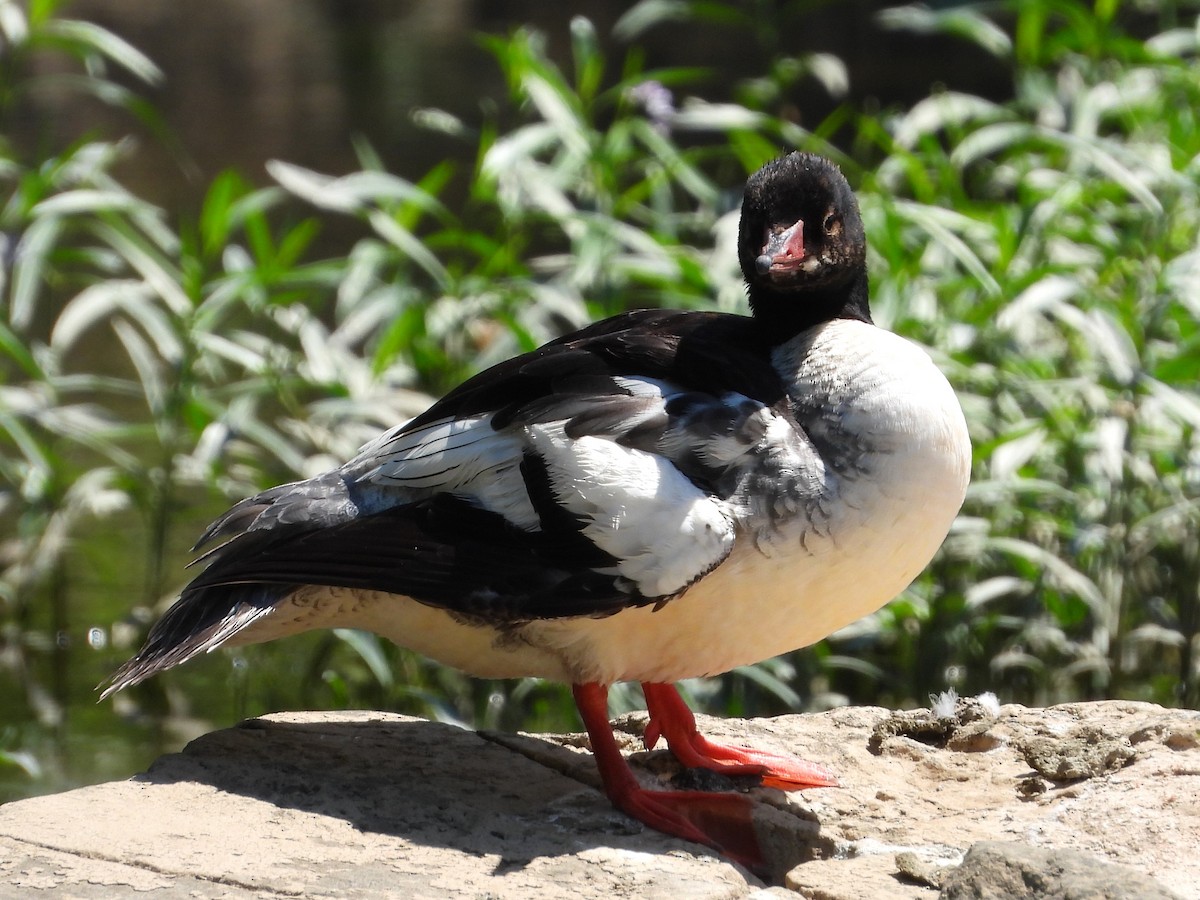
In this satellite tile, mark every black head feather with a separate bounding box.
[738,152,871,335]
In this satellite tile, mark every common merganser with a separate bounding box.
[104,152,971,870]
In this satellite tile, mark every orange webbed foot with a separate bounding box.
[641,682,838,790]
[573,683,767,871]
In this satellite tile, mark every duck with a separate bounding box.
[103,151,971,870]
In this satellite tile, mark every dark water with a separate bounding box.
[1,0,1007,804]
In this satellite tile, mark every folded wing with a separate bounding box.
[105,310,812,692]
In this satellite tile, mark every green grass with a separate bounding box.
[2,0,1199,800]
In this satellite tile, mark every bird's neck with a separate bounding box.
[747,273,872,342]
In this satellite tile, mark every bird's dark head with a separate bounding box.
[738,152,870,331]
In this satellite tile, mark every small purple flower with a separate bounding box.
[627,80,675,134]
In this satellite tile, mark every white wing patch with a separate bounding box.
[526,423,736,598]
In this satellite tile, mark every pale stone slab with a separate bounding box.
[517,701,1200,899]
[0,711,748,899]
[0,701,1196,899]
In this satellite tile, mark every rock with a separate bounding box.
[0,713,748,900]
[1020,726,1138,781]
[939,841,1184,899]
[0,700,1196,898]
[895,849,952,889]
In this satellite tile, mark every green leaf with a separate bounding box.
[91,220,189,316]
[570,16,603,102]
[9,215,63,330]
[613,0,692,41]
[876,4,1012,58]
[199,170,245,257]
[267,161,448,222]
[0,1,30,45]
[332,629,395,690]
[40,18,163,85]
[31,189,146,218]
[111,318,166,419]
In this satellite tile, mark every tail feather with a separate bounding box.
[103,471,365,698]
[99,583,290,699]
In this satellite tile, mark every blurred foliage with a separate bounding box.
[2,0,1200,800]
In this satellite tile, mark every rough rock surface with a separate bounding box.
[939,841,1184,900]
[0,699,1196,899]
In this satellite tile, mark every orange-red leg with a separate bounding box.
[572,683,763,870]
[641,682,838,790]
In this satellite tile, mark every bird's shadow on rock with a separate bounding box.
[133,712,824,885]
[127,716,674,871]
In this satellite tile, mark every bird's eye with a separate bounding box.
[823,213,840,234]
